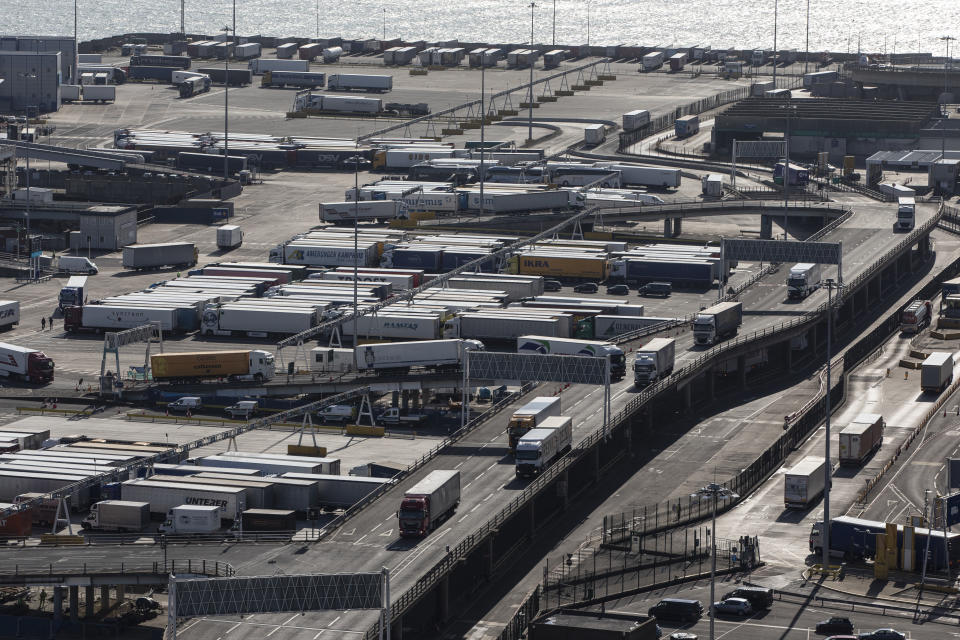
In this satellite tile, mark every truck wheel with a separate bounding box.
[254,373,263,383]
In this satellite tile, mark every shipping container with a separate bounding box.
[282,473,394,509]
[327,74,392,93]
[784,456,827,509]
[838,413,884,466]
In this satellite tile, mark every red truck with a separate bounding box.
[398,470,460,538]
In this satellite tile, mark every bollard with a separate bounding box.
[905,371,908,379]
[886,368,890,377]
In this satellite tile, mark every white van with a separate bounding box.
[58,256,98,274]
[225,400,258,419]
[168,397,203,412]
[315,404,355,423]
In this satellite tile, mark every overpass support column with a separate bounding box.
[529,501,536,539]
[705,368,715,401]
[738,356,747,389]
[85,586,94,618]
[920,235,931,259]
[672,218,682,237]
[760,215,773,239]
[683,383,692,411]
[663,218,673,237]
[401,390,409,413]
[411,390,420,412]
[69,585,78,623]
[438,574,449,623]
[786,344,793,371]
[116,585,124,607]
[486,537,496,577]
[99,586,109,613]
[53,587,63,624]
[391,615,403,640]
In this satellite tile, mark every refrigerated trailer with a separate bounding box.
[508,397,563,451]
[838,413,884,466]
[120,479,246,518]
[784,456,827,509]
[398,470,460,537]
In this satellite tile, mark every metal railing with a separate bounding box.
[1,559,233,579]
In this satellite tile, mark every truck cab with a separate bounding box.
[58,276,87,310]
[693,312,719,345]
[398,496,430,536]
[897,197,915,231]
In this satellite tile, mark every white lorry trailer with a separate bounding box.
[157,504,221,534]
[121,479,246,518]
[515,416,573,477]
[81,500,150,532]
[326,74,392,92]
[595,163,681,188]
[319,200,401,224]
[784,456,827,509]
[692,301,743,345]
[507,396,563,452]
[897,197,916,231]
[921,352,954,394]
[280,473,394,509]
[787,263,821,300]
[0,342,55,384]
[0,300,19,330]
[632,338,676,386]
[201,304,319,337]
[838,413,884,466]
[216,225,243,249]
[516,335,627,379]
[248,58,309,74]
[398,470,460,537]
[310,339,484,373]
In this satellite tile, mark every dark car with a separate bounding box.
[639,281,672,297]
[722,586,773,610]
[816,617,854,635]
[858,631,905,640]
[573,282,599,294]
[648,598,703,622]
[544,280,563,291]
[606,284,630,295]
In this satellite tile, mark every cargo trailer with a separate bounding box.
[147,475,273,509]
[342,312,445,340]
[327,74,392,93]
[320,200,400,224]
[262,70,326,88]
[198,474,315,512]
[507,397,562,451]
[584,124,606,145]
[150,350,274,383]
[311,339,482,372]
[593,315,675,339]
[249,58,309,74]
[196,67,253,86]
[594,163,681,188]
[122,243,197,270]
[516,335,626,379]
[784,456,827,509]
[197,454,328,476]
[693,301,742,345]
[622,109,650,131]
[838,413,884,466]
[275,473,390,510]
[921,352,954,393]
[82,85,115,103]
[64,305,183,333]
[275,43,299,59]
[241,508,296,532]
[218,452,340,475]
[451,313,568,341]
[675,115,700,138]
[513,253,609,280]
[157,504,221,534]
[122,479,246,517]
[810,515,960,569]
[515,416,573,477]
[216,224,243,250]
[200,304,318,337]
[633,338,675,386]
[398,470,459,537]
[642,51,664,70]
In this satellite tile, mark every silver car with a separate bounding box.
[712,597,752,616]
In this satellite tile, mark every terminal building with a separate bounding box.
[0,51,61,114]
[0,35,76,83]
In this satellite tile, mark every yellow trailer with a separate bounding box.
[512,253,609,280]
[150,350,275,383]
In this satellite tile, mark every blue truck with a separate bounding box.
[614,257,717,287]
[774,162,810,187]
[810,515,960,570]
[384,248,444,271]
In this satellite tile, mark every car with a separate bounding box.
[668,633,698,640]
[573,282,599,294]
[712,597,752,616]
[639,281,672,297]
[825,636,857,640]
[648,598,703,622]
[544,280,563,291]
[857,631,905,640]
[606,284,630,295]
[722,586,773,610]
[816,617,854,634]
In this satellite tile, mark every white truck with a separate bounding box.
[516,335,627,380]
[319,200,401,224]
[82,85,115,103]
[784,456,827,509]
[327,74,392,92]
[0,300,19,330]
[58,276,86,311]
[595,163,681,188]
[224,401,259,419]
[515,416,573,478]
[622,109,650,131]
[633,338,675,386]
[81,500,150,532]
[584,124,606,145]
[508,396,563,452]
[157,504,221,534]
[315,404,355,424]
[0,342,55,384]
[248,58,309,74]
[377,407,429,426]
[693,301,743,345]
[642,51,664,70]
[787,263,821,300]
[838,413,884,466]
[921,352,954,394]
[398,470,460,537]
[897,196,916,231]
[310,339,483,373]
[216,225,243,250]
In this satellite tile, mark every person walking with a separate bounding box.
[41,317,45,331]
[48,314,53,330]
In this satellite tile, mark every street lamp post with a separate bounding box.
[939,36,955,161]
[782,103,796,240]
[528,1,536,145]
[552,0,556,46]
[693,482,739,640]
[479,52,486,220]
[222,24,232,182]
[822,278,842,570]
[772,0,778,86]
[804,0,810,74]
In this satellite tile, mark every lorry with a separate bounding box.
[584,124,606,145]
[0,300,19,330]
[150,350,275,383]
[838,413,884,466]
[201,304,319,338]
[0,343,54,384]
[516,336,626,380]
[515,416,573,478]
[377,407,429,426]
[897,196,916,231]
[810,515,960,569]
[15,492,59,527]
[594,164,681,188]
[157,504,221,534]
[314,404,355,424]
[784,456,827,509]
[310,339,483,373]
[196,67,253,86]
[507,396,563,452]
[81,500,150,532]
[58,277,87,313]
[900,299,932,333]
[642,51,664,70]
[261,70,326,88]
[57,256,98,274]
[177,75,211,98]
[122,243,198,270]
[921,351,954,394]
[692,301,742,346]
[279,473,391,509]
[216,225,243,250]
[787,263,821,300]
[270,241,379,267]
[320,200,400,224]
[398,470,460,537]
[122,479,245,518]
[64,305,187,333]
[240,508,296,532]
[622,109,650,131]
[701,174,724,196]
[773,162,809,187]
[327,74,393,93]
[82,85,115,103]
[675,115,700,138]
[633,338,676,386]
[248,58,309,74]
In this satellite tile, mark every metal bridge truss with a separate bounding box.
[168,569,390,640]
[721,238,843,283]
[730,140,786,187]
[100,322,163,395]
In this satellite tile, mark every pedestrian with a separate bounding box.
[48,314,53,329]
[41,317,45,331]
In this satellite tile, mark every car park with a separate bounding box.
[816,617,855,634]
[712,597,752,616]
[544,280,563,291]
[573,282,599,294]
[639,281,672,297]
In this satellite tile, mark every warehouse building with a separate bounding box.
[0,35,76,83]
[69,205,138,251]
[712,98,940,162]
[0,51,61,114]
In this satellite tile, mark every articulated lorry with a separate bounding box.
[310,339,483,373]
[150,350,275,383]
[810,515,960,569]
[784,456,827,509]
[838,413,884,466]
[921,351,954,394]
[633,338,675,386]
[507,396,563,452]
[692,301,742,346]
[58,276,86,311]
[0,343,54,384]
[900,299,931,333]
[81,500,150,532]
[398,470,460,537]
[515,416,573,478]
[122,243,198,270]
[787,263,821,300]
